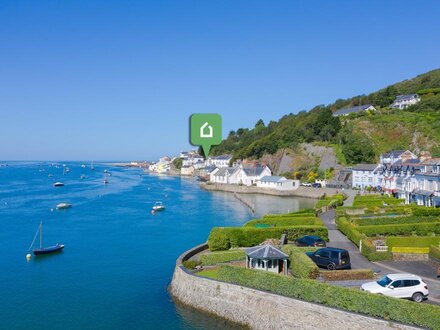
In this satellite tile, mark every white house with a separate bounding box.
[180,165,195,176]
[206,155,232,168]
[245,244,289,275]
[352,164,382,189]
[182,154,205,167]
[332,104,376,117]
[256,176,299,191]
[210,167,240,184]
[380,150,417,165]
[235,165,272,186]
[390,94,421,109]
[412,158,440,207]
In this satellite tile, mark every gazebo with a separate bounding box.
[245,244,289,275]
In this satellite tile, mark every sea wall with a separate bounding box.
[169,245,418,330]
[201,183,340,199]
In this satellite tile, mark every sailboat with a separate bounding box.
[29,221,64,256]
[90,161,95,171]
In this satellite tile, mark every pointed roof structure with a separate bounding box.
[245,244,288,260]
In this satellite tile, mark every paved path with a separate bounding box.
[342,189,356,207]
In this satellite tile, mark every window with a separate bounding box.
[377,276,392,287]
[391,280,403,288]
[403,280,417,287]
[315,250,330,258]
[267,260,272,268]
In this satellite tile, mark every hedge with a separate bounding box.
[320,269,374,281]
[208,226,329,251]
[353,195,405,208]
[391,247,430,254]
[244,217,322,228]
[199,249,246,265]
[315,194,345,209]
[282,246,319,279]
[361,238,392,261]
[413,208,440,217]
[430,245,440,260]
[263,212,316,219]
[212,266,440,329]
[353,215,440,226]
[358,222,440,237]
[336,217,363,246]
[387,236,440,248]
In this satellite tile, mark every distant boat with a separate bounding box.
[90,161,95,171]
[152,201,165,211]
[48,174,53,178]
[80,174,86,179]
[29,221,64,256]
[53,182,64,187]
[81,164,86,168]
[56,203,72,210]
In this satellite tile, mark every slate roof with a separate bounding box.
[245,244,289,260]
[333,104,374,116]
[381,150,407,159]
[211,155,232,160]
[421,158,440,166]
[353,164,378,171]
[242,166,267,177]
[259,175,286,183]
[395,94,419,102]
[413,189,433,197]
[212,167,238,177]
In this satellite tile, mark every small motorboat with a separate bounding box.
[81,164,86,168]
[104,179,109,184]
[48,174,53,178]
[28,222,64,256]
[152,201,165,212]
[56,203,72,210]
[53,182,64,187]
[80,175,86,179]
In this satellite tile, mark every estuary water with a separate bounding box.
[0,162,315,329]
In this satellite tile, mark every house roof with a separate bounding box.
[242,166,267,177]
[259,175,286,183]
[394,94,419,102]
[352,164,378,171]
[333,104,374,116]
[245,244,289,260]
[212,167,238,177]
[413,189,433,197]
[381,150,407,159]
[210,155,232,160]
[421,158,440,166]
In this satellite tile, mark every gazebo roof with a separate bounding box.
[245,244,288,260]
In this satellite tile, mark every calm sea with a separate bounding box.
[0,162,315,329]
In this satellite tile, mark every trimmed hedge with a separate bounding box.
[358,222,440,237]
[244,217,322,228]
[199,249,246,265]
[387,236,440,248]
[391,247,430,254]
[213,266,440,329]
[320,269,374,281]
[353,215,440,226]
[208,226,329,251]
[263,212,316,219]
[315,194,345,209]
[282,246,319,279]
[430,245,440,260]
[336,217,363,246]
[353,195,404,208]
[361,238,392,261]
[413,208,440,217]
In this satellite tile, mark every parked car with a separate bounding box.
[295,235,326,247]
[361,273,429,303]
[311,182,322,188]
[301,182,312,187]
[306,247,351,270]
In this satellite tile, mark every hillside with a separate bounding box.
[211,69,440,165]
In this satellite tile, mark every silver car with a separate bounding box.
[361,273,429,303]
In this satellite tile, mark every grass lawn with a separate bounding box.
[196,268,220,279]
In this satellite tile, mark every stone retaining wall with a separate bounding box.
[169,245,418,330]
[201,183,341,199]
[393,253,429,261]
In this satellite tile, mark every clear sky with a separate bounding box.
[1,1,439,161]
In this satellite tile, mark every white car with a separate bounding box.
[361,273,429,303]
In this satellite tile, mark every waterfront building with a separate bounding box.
[245,244,289,275]
[351,164,382,189]
[256,176,299,191]
[390,94,421,109]
[380,150,417,165]
[180,165,195,176]
[210,167,240,184]
[206,155,232,168]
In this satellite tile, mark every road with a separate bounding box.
[319,209,440,304]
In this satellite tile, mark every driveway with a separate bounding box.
[319,209,440,305]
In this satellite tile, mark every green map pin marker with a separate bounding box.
[190,114,222,158]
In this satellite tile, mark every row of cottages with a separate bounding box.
[205,155,232,168]
[256,175,300,191]
[148,156,172,174]
[210,165,272,186]
[351,150,440,207]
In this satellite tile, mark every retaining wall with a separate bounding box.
[169,245,418,330]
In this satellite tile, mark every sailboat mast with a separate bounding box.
[40,221,42,249]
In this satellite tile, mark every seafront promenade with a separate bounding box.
[201,182,342,199]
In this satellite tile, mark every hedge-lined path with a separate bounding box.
[319,209,381,270]
[342,189,356,207]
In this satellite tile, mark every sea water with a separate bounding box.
[0,162,315,329]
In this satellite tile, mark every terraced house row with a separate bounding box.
[352,150,440,207]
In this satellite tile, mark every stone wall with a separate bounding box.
[169,245,418,330]
[393,253,429,261]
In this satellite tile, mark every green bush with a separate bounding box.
[282,246,319,279]
[387,236,440,248]
[353,216,440,226]
[214,266,440,329]
[336,217,363,246]
[200,250,245,265]
[320,269,374,281]
[208,228,231,251]
[315,194,346,209]
[430,245,440,260]
[182,260,201,270]
[358,222,440,237]
[361,239,392,261]
[413,208,440,217]
[244,217,321,228]
[208,226,329,251]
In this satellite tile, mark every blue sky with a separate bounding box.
[1,1,439,161]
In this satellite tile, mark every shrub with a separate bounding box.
[200,250,245,265]
[361,238,392,261]
[336,217,363,246]
[207,226,329,251]
[387,236,440,248]
[182,260,201,270]
[353,216,440,226]
[282,246,319,279]
[320,269,374,281]
[353,195,404,208]
[208,228,231,251]
[358,222,440,237]
[413,208,440,217]
[391,247,430,254]
[315,194,346,209]
[244,217,321,228]
[214,266,440,329]
[430,245,440,260]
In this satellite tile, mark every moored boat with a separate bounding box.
[28,222,64,257]
[152,201,165,211]
[56,203,72,210]
[53,182,64,187]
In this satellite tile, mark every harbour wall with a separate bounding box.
[201,182,341,199]
[169,244,418,330]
